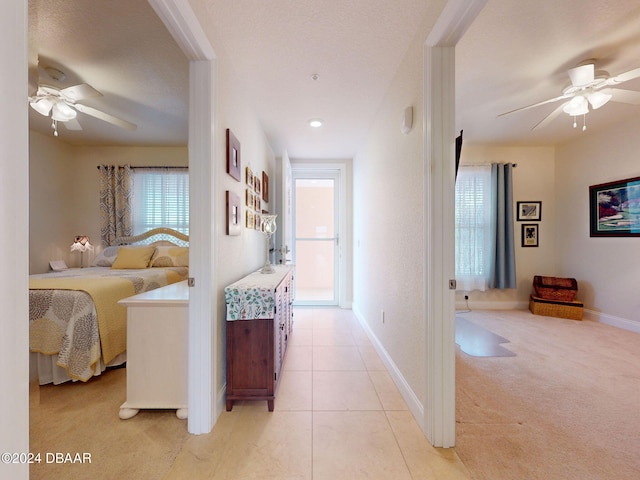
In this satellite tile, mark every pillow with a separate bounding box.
[91,246,120,267]
[111,246,157,269]
[149,246,189,267]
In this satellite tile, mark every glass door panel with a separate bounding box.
[294,178,337,305]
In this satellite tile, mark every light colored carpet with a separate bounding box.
[455,309,640,480]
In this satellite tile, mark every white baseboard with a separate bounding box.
[455,300,640,334]
[352,304,424,425]
[584,309,640,334]
[455,300,528,310]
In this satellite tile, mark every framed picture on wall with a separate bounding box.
[262,171,269,202]
[226,190,241,236]
[589,176,640,237]
[226,129,241,181]
[521,223,539,247]
[517,201,542,221]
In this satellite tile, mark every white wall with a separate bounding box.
[456,145,557,308]
[556,115,640,329]
[189,0,277,398]
[352,14,428,409]
[29,132,77,273]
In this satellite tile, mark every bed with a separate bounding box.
[29,228,189,385]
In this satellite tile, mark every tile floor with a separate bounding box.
[164,308,471,479]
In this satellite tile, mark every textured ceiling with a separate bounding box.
[456,0,640,145]
[28,0,189,146]
[28,0,640,155]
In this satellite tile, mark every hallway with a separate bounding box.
[165,308,470,478]
[30,308,470,479]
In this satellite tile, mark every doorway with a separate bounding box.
[292,169,341,306]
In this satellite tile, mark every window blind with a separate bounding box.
[455,165,491,291]
[131,168,189,235]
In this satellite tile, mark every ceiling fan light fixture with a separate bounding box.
[51,101,77,121]
[563,95,589,116]
[30,97,54,116]
[587,91,612,109]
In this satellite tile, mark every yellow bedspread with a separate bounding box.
[29,267,188,381]
[30,276,134,366]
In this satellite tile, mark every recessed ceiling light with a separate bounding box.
[309,118,323,128]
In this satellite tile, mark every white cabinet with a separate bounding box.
[118,280,188,420]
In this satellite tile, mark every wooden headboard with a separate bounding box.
[114,228,189,247]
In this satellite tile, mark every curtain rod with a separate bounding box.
[96,165,188,170]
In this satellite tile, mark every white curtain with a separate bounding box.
[455,165,492,291]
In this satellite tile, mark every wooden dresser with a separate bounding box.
[224,265,294,411]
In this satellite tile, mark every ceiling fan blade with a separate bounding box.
[608,88,640,105]
[568,64,594,87]
[532,103,566,130]
[60,83,102,103]
[498,93,572,117]
[606,67,640,86]
[74,103,137,131]
[63,118,83,131]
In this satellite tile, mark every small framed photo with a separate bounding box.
[226,129,241,182]
[226,191,241,236]
[517,201,541,221]
[246,166,254,186]
[521,223,539,247]
[262,171,269,202]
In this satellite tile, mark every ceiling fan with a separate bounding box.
[28,78,137,137]
[499,61,640,132]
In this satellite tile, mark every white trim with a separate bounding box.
[149,0,218,434]
[148,0,215,60]
[352,304,424,421]
[1,1,29,478]
[423,45,457,448]
[422,0,487,448]
[586,309,640,334]
[427,0,488,46]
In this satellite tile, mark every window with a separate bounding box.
[131,168,189,235]
[455,165,491,292]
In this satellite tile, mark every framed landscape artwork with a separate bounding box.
[589,176,640,237]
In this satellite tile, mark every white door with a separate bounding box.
[292,170,340,305]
